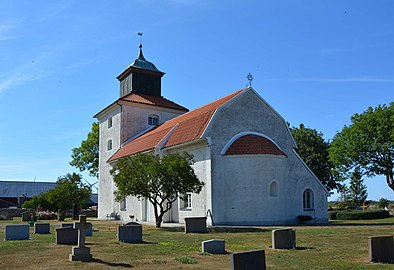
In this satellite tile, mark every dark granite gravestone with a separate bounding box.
[368,236,394,263]
[56,227,78,245]
[118,222,142,243]
[62,222,92,236]
[230,250,266,270]
[202,239,226,254]
[5,224,30,240]
[184,217,207,233]
[272,228,296,249]
[34,223,50,234]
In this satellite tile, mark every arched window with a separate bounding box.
[270,181,278,197]
[148,114,159,126]
[303,189,314,210]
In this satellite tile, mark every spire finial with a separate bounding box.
[246,72,254,87]
[138,32,143,49]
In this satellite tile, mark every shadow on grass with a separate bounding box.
[89,258,133,268]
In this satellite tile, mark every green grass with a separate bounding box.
[1,217,394,269]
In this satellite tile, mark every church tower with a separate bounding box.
[117,44,164,97]
[95,40,187,220]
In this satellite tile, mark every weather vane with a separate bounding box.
[247,72,254,87]
[138,32,143,48]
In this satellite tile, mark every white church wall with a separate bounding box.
[220,155,288,225]
[97,105,121,219]
[120,103,185,145]
[203,89,328,225]
[165,141,212,224]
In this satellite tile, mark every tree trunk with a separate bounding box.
[386,173,394,192]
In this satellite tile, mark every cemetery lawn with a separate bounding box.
[1,218,394,269]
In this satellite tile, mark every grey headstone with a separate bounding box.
[21,211,34,222]
[184,217,207,233]
[34,223,50,234]
[368,236,394,263]
[230,250,266,270]
[70,215,93,261]
[118,223,142,243]
[5,224,30,240]
[272,228,296,249]
[202,239,226,254]
[61,222,93,236]
[56,227,78,245]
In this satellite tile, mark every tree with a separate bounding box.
[349,168,368,206]
[377,198,389,209]
[291,124,338,191]
[111,152,204,228]
[70,122,99,178]
[22,173,92,212]
[329,103,394,191]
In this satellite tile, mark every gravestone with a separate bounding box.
[56,227,78,245]
[21,211,34,222]
[34,223,50,234]
[368,236,394,263]
[65,222,92,236]
[69,215,93,261]
[118,222,142,243]
[184,217,207,233]
[272,228,296,249]
[202,239,226,254]
[5,224,30,240]
[230,250,266,270]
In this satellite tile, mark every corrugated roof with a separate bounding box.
[109,88,246,161]
[0,181,56,198]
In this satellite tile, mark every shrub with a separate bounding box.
[328,211,338,220]
[336,210,390,220]
[378,198,389,209]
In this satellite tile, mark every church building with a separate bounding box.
[94,44,328,225]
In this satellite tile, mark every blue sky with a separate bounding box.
[0,1,393,200]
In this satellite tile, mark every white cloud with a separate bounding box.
[0,61,45,94]
[0,21,21,41]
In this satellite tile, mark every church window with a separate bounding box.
[148,114,159,126]
[107,139,113,151]
[270,181,279,197]
[303,189,314,210]
[120,197,126,211]
[184,193,192,209]
[108,117,113,128]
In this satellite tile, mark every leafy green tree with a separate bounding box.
[22,173,91,212]
[377,198,389,209]
[70,122,99,178]
[291,124,338,191]
[349,168,368,206]
[329,103,394,191]
[111,152,204,228]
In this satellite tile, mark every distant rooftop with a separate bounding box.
[0,181,56,198]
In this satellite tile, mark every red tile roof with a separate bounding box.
[120,92,188,111]
[109,89,246,161]
[224,135,287,157]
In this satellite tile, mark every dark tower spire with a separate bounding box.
[117,34,165,97]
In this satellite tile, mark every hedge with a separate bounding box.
[335,210,390,220]
[328,211,338,220]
